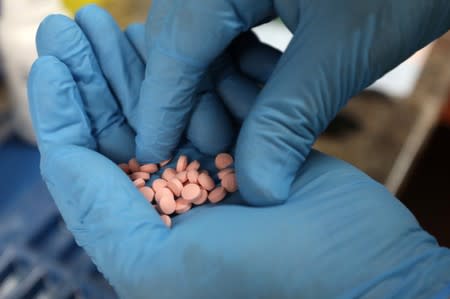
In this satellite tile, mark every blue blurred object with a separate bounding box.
[138,0,450,206]
[23,4,450,299]
[0,136,117,299]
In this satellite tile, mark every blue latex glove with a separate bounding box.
[33,9,238,163]
[137,0,450,205]
[28,5,450,299]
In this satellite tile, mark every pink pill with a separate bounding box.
[162,168,177,181]
[152,178,168,193]
[159,158,171,167]
[198,173,215,191]
[167,178,184,197]
[193,189,208,205]
[187,170,199,184]
[155,187,174,203]
[176,171,188,183]
[199,170,209,176]
[133,178,146,188]
[176,155,188,172]
[208,186,227,204]
[175,199,192,214]
[130,172,150,181]
[160,214,172,228]
[128,158,140,173]
[186,160,200,171]
[158,195,176,215]
[154,203,163,214]
[217,168,234,180]
[221,173,238,192]
[140,163,159,173]
[139,187,155,203]
[181,184,202,202]
[215,153,233,170]
[118,163,130,174]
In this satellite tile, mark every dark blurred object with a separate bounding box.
[0,137,117,298]
[317,90,417,183]
[316,33,450,247]
[398,124,450,247]
[316,32,450,193]
[322,112,361,138]
[399,91,450,247]
[0,80,12,143]
[440,91,450,126]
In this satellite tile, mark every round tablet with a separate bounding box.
[128,158,140,173]
[159,158,171,167]
[118,163,130,174]
[186,160,200,171]
[199,170,209,176]
[217,168,234,180]
[158,195,176,215]
[139,187,155,203]
[154,203,163,214]
[181,184,202,202]
[130,172,150,181]
[160,214,172,228]
[162,168,177,181]
[208,186,227,204]
[176,171,188,183]
[193,189,208,205]
[155,187,174,203]
[198,173,215,191]
[176,155,188,172]
[215,153,233,170]
[221,173,238,192]
[175,199,192,214]
[133,178,146,188]
[140,163,159,173]
[167,178,184,197]
[152,179,168,193]
[187,170,199,184]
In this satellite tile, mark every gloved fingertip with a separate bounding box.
[215,69,260,123]
[125,22,144,32]
[97,122,136,163]
[28,56,95,150]
[29,55,58,78]
[236,158,290,206]
[235,160,290,207]
[75,4,112,30]
[187,92,235,155]
[36,14,75,56]
[235,118,294,206]
[74,3,101,17]
[135,136,170,164]
[135,50,204,164]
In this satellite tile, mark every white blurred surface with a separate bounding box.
[0,0,69,144]
[253,20,430,100]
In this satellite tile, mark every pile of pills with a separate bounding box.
[118,153,237,228]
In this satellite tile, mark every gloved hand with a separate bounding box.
[29,6,450,299]
[137,0,450,205]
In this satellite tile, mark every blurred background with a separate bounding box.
[0,0,449,298]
